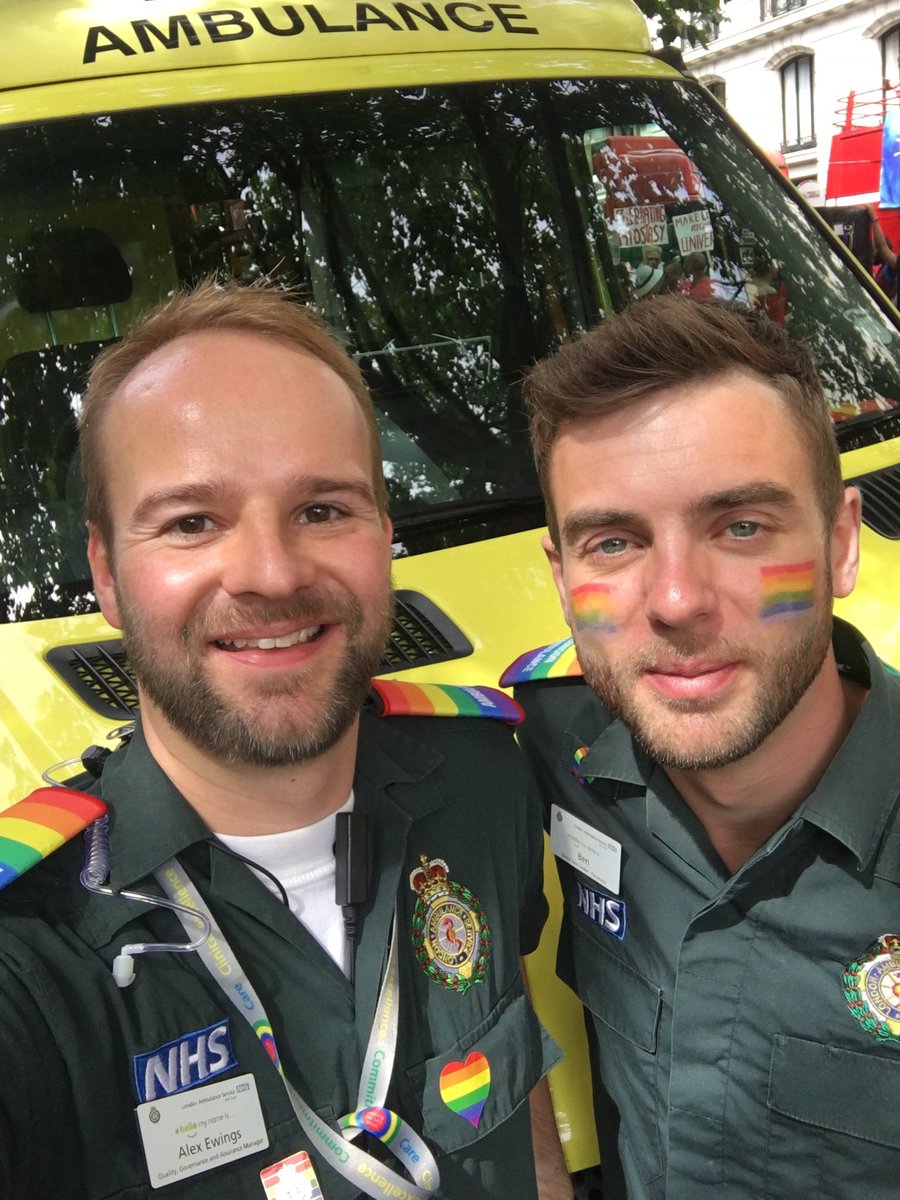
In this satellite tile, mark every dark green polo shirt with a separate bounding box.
[0,708,557,1199]
[515,620,900,1200]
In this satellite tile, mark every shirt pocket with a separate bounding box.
[766,1035,900,1197]
[567,917,661,1051]
[406,978,560,1155]
[565,916,664,1182]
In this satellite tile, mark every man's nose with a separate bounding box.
[220,517,317,598]
[644,541,716,629]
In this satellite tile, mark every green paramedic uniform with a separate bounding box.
[509,619,900,1200]
[0,697,559,1200]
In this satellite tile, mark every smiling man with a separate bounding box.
[0,279,569,1200]
[505,297,900,1199]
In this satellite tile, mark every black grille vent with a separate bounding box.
[849,464,900,540]
[46,640,139,720]
[46,589,473,721]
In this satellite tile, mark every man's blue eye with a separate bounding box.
[729,521,759,538]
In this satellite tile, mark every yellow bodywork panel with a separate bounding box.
[4,0,652,96]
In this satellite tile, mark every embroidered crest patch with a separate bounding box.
[842,934,900,1042]
[409,856,490,993]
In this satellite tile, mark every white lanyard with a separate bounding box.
[156,858,440,1200]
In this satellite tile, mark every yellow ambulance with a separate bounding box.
[3,0,900,1173]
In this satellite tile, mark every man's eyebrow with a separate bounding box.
[131,481,226,527]
[130,475,377,526]
[692,482,797,515]
[560,508,642,546]
[558,484,797,547]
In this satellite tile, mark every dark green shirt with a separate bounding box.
[0,708,557,1199]
[515,621,900,1200]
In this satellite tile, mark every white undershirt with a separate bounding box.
[215,791,354,976]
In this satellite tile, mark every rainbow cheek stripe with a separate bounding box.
[570,583,617,633]
[760,560,815,619]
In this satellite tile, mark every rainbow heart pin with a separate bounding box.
[438,1051,491,1128]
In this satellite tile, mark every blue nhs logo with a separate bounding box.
[133,1020,237,1102]
[576,881,626,941]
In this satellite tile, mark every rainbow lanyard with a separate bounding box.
[156,859,440,1200]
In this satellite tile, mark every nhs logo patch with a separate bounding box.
[134,1020,237,1102]
[576,881,626,941]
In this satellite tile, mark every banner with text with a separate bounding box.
[671,209,714,255]
[612,204,667,248]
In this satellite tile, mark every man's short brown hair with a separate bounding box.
[524,296,843,544]
[79,276,387,546]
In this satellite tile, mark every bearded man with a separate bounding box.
[0,279,570,1200]
[506,296,900,1200]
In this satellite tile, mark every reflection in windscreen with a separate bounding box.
[586,81,900,428]
[1,77,898,620]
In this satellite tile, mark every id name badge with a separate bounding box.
[261,1149,323,1198]
[136,1072,269,1189]
[550,804,622,894]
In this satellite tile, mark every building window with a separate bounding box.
[781,55,815,149]
[761,0,805,19]
[707,79,727,106]
[882,26,900,85]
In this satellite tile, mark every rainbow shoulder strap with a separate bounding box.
[370,680,523,725]
[0,788,107,892]
[499,638,583,687]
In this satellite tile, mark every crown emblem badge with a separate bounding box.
[843,934,900,1042]
[409,855,491,993]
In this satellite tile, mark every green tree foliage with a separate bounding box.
[635,0,724,49]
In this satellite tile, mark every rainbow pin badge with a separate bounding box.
[0,788,107,891]
[252,1018,282,1074]
[572,745,593,783]
[439,1052,491,1128]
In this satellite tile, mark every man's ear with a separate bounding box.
[542,533,572,627]
[830,487,861,600]
[87,526,123,630]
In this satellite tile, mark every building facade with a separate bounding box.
[683,0,900,203]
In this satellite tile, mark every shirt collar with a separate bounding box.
[98,708,450,892]
[353,708,449,821]
[799,625,900,869]
[579,715,651,788]
[575,620,900,869]
[99,722,212,891]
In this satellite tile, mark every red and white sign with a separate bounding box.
[671,209,714,255]
[612,204,667,248]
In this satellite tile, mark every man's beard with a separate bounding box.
[120,589,394,767]
[577,608,834,771]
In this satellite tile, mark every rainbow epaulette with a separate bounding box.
[0,788,107,892]
[499,638,584,687]
[370,680,523,725]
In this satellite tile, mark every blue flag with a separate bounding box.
[880,109,900,208]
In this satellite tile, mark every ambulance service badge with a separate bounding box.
[842,934,900,1042]
[409,855,490,993]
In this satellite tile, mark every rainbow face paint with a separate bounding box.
[760,560,815,619]
[570,582,617,633]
